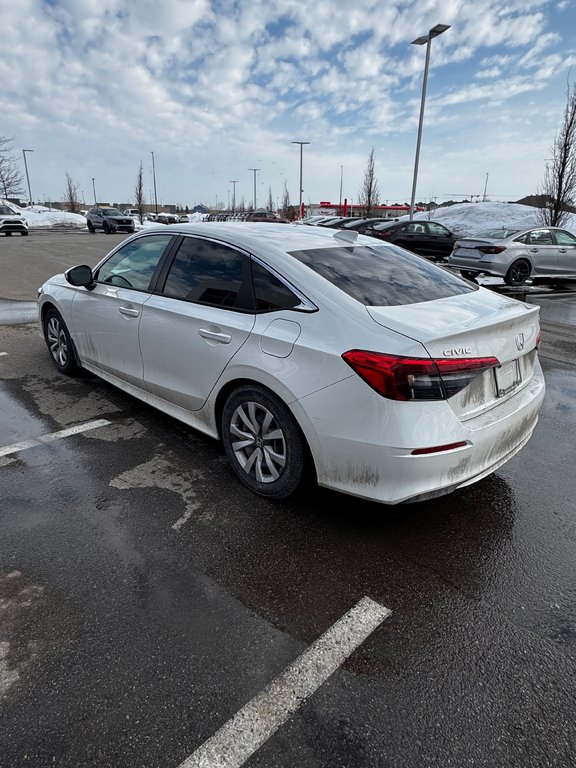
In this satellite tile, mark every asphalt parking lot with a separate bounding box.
[1,231,576,767]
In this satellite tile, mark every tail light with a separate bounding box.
[342,350,500,401]
[478,245,506,254]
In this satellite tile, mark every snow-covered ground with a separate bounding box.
[2,200,576,235]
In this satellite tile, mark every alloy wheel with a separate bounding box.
[228,401,287,484]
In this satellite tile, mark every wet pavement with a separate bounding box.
[1,235,576,767]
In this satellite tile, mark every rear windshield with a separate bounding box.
[288,244,476,306]
[471,228,520,239]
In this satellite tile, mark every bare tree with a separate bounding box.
[537,80,576,227]
[281,180,291,218]
[358,147,380,218]
[0,136,24,199]
[266,185,274,212]
[63,171,80,213]
[134,162,145,223]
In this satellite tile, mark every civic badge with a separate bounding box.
[515,333,525,351]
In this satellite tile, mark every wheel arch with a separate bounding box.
[213,376,318,483]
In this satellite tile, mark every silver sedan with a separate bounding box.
[447,226,576,285]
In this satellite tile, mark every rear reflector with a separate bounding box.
[342,350,500,401]
[411,441,468,455]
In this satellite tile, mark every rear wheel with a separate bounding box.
[87,220,95,233]
[103,222,110,234]
[461,270,480,281]
[221,384,307,500]
[504,259,531,286]
[43,308,80,375]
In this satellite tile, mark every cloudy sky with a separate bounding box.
[3,0,576,211]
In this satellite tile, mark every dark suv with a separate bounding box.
[86,207,135,234]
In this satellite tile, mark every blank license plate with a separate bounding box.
[495,359,521,397]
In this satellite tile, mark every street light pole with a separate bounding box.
[291,141,310,219]
[229,180,238,213]
[248,168,260,209]
[482,172,489,202]
[22,149,34,207]
[339,165,343,212]
[151,151,158,214]
[408,23,450,221]
[92,177,97,205]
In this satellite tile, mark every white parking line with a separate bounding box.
[0,352,7,357]
[0,419,111,457]
[177,596,391,768]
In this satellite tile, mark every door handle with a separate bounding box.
[528,248,539,252]
[199,328,232,343]
[559,248,568,253]
[118,306,139,317]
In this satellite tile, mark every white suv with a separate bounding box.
[0,203,28,236]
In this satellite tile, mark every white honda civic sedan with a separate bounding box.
[37,223,545,505]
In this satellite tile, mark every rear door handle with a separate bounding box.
[529,248,539,252]
[118,306,140,317]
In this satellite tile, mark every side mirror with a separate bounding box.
[65,264,95,289]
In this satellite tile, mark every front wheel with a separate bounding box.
[43,308,79,375]
[87,221,95,233]
[461,270,480,281]
[505,259,531,286]
[21,230,29,236]
[221,385,307,500]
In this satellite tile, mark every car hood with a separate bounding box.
[366,287,540,363]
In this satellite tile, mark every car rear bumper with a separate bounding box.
[294,363,545,505]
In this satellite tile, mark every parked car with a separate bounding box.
[86,207,135,234]
[365,219,459,261]
[155,212,180,224]
[0,204,28,236]
[242,211,290,223]
[343,217,395,233]
[38,222,545,506]
[448,226,576,285]
[317,216,359,229]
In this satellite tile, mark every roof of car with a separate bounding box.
[138,221,377,253]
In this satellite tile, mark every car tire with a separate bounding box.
[221,384,307,500]
[103,222,110,234]
[504,259,531,286]
[128,228,135,234]
[21,230,29,236]
[43,308,80,375]
[87,221,95,233]
[461,270,480,281]
[5,232,12,236]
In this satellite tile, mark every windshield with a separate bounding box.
[102,208,123,217]
[288,244,476,306]
[0,206,17,215]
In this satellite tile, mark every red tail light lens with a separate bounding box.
[478,245,506,254]
[342,350,500,401]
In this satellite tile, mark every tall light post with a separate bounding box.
[229,179,238,213]
[151,151,158,214]
[408,23,450,221]
[22,149,34,207]
[91,177,97,205]
[291,141,310,219]
[248,168,260,209]
[339,165,343,212]
[482,172,489,202]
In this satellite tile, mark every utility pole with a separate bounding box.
[229,180,238,212]
[248,168,260,209]
[22,149,34,206]
[151,151,158,214]
[291,141,310,219]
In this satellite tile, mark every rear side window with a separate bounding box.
[288,244,476,306]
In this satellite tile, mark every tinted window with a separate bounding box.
[162,237,244,308]
[428,222,451,235]
[554,230,576,245]
[95,234,172,291]
[288,244,476,306]
[251,260,302,311]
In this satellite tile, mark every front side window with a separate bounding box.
[161,237,245,308]
[95,234,173,291]
[288,244,476,306]
[554,230,576,246]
